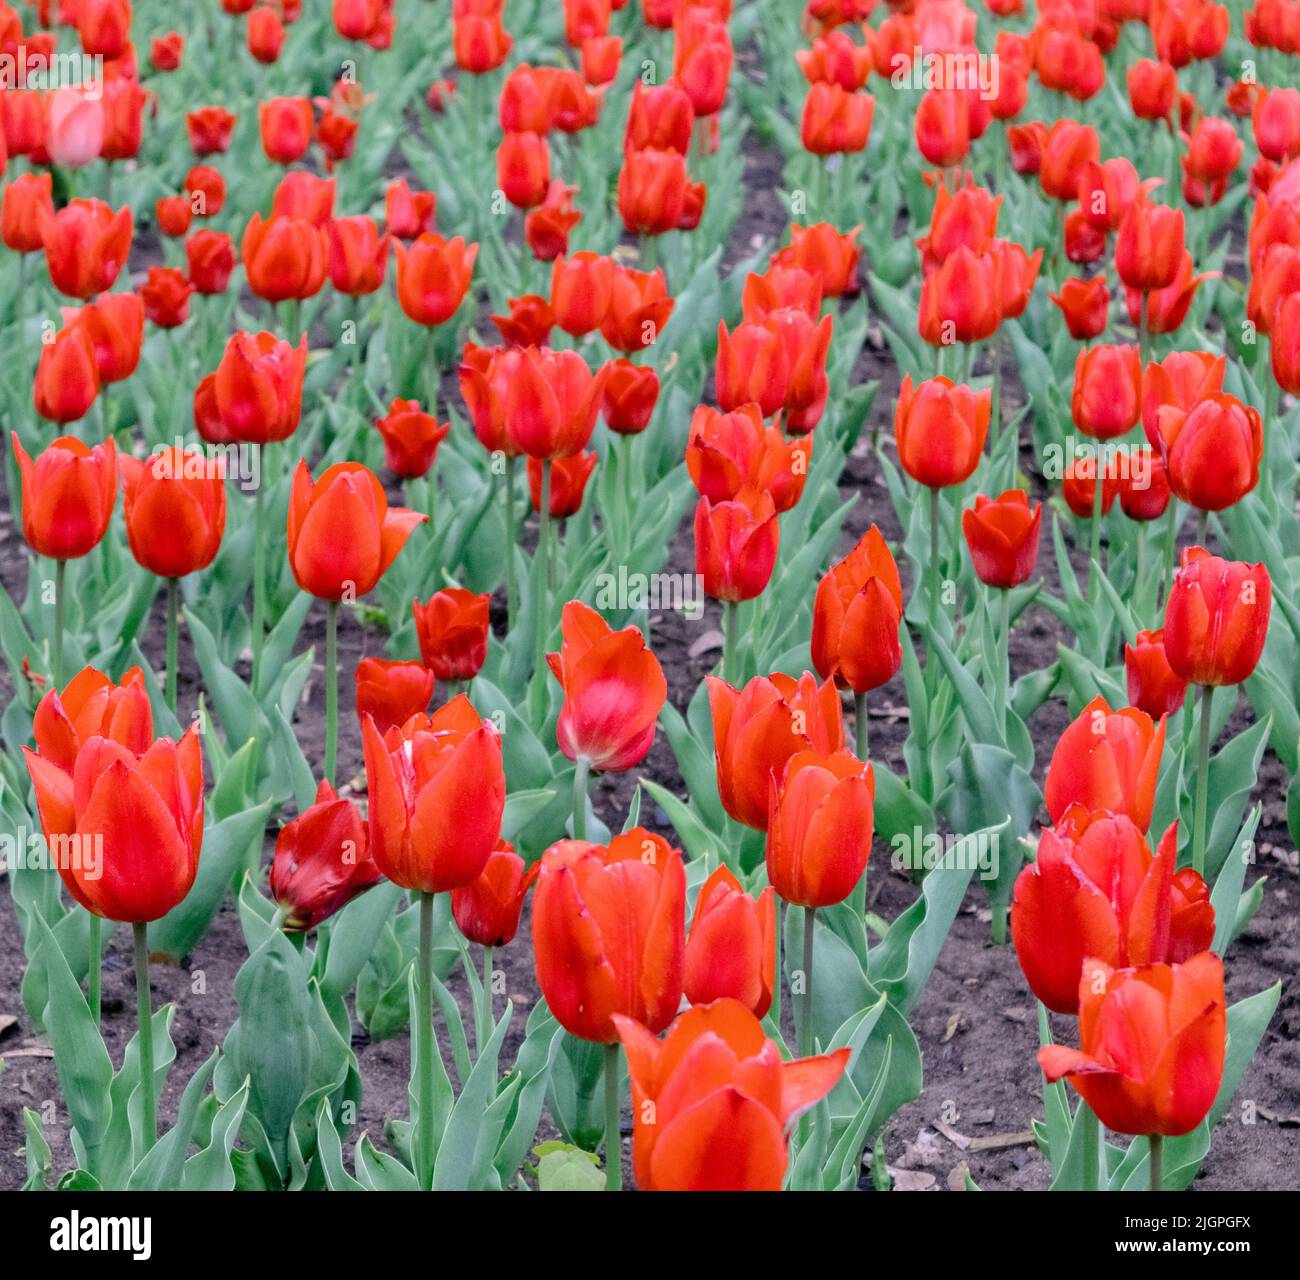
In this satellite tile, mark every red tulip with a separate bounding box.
[1163,548,1271,686]
[248,8,286,63]
[1272,291,1300,395]
[272,172,335,227]
[497,130,551,209]
[801,82,874,154]
[1126,628,1189,719]
[1050,275,1110,339]
[355,658,436,733]
[695,489,780,603]
[373,398,449,478]
[241,213,327,303]
[715,320,789,418]
[498,346,608,458]
[151,33,184,71]
[31,666,153,777]
[1072,343,1142,439]
[618,147,707,236]
[208,331,307,443]
[1160,393,1261,511]
[1252,86,1300,162]
[12,434,116,559]
[686,403,811,513]
[412,587,490,681]
[1116,198,1185,292]
[259,97,314,164]
[684,866,776,1018]
[186,229,236,295]
[451,841,537,947]
[33,326,101,425]
[74,291,143,385]
[600,264,673,352]
[550,251,614,336]
[529,451,596,518]
[811,525,904,692]
[772,222,860,296]
[491,294,555,348]
[525,180,581,260]
[45,88,104,169]
[673,6,732,116]
[1141,350,1224,447]
[1119,448,1172,522]
[394,233,477,326]
[2,172,54,253]
[385,178,436,239]
[99,76,146,162]
[42,199,132,299]
[186,106,236,155]
[962,490,1042,588]
[918,245,1002,345]
[1040,120,1100,201]
[894,374,990,488]
[625,80,694,155]
[602,360,659,435]
[119,448,225,579]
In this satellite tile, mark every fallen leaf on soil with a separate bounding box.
[688,629,724,659]
[1000,1006,1029,1023]
[898,1129,944,1168]
[934,1118,971,1150]
[890,1169,937,1191]
[947,1163,971,1191]
[968,1130,1035,1152]
[941,1011,963,1043]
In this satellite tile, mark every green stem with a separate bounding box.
[927,486,941,643]
[165,578,179,714]
[1192,684,1213,877]
[53,559,65,688]
[572,756,590,841]
[1149,1134,1163,1192]
[416,891,435,1189]
[533,461,551,677]
[604,1042,622,1191]
[1138,291,1149,368]
[1087,464,1104,608]
[325,600,339,786]
[133,923,156,1152]
[87,914,101,1027]
[504,455,518,632]
[853,690,868,760]
[1195,506,1208,551]
[482,944,494,1037]
[799,905,816,1058]
[996,587,1011,736]
[1078,1100,1101,1191]
[724,600,739,684]
[1160,499,1178,607]
[252,448,265,687]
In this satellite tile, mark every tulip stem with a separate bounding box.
[1149,1134,1163,1192]
[504,456,518,631]
[996,586,1011,738]
[799,906,816,1058]
[1192,684,1213,877]
[87,914,101,1027]
[416,891,436,1190]
[1160,500,1178,608]
[166,578,179,714]
[53,558,65,688]
[133,923,156,1152]
[927,487,942,659]
[325,600,339,786]
[603,1042,622,1192]
[1138,292,1149,368]
[481,944,494,1039]
[252,451,265,687]
[724,600,739,684]
[1087,468,1104,611]
[572,756,590,841]
[1078,1101,1101,1191]
[534,462,551,679]
[853,691,868,760]
[1195,507,1208,551]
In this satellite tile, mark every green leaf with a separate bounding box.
[535,1144,604,1192]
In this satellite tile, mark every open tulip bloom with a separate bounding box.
[0,0,1292,1214]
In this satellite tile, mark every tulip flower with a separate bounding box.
[1119,448,1172,523]
[625,79,695,154]
[12,435,117,566]
[1272,289,1300,396]
[1252,86,1300,162]
[186,229,237,295]
[30,666,154,777]
[151,33,184,71]
[918,185,1001,268]
[686,403,812,513]
[1072,344,1142,439]
[1007,120,1046,175]
[525,179,581,260]
[186,106,237,155]
[1161,393,1261,513]
[451,840,536,950]
[1045,695,1166,833]
[715,319,789,418]
[914,87,971,168]
[917,245,1002,346]
[500,345,608,459]
[707,670,844,831]
[1141,350,1225,447]
[209,331,308,443]
[156,195,193,238]
[1117,198,1186,297]
[1050,275,1110,339]
[602,360,659,435]
[617,146,707,236]
[1065,209,1107,264]
[269,779,380,932]
[528,451,596,518]
[1126,627,1189,719]
[491,294,555,348]
[394,233,477,327]
[1040,120,1100,201]
[1039,953,1225,1158]
[673,6,733,117]
[75,291,144,385]
[454,5,513,72]
[319,216,388,297]
[1061,453,1123,521]
[259,97,314,164]
[241,213,327,304]
[963,490,1041,589]
[42,199,133,299]
[1012,809,1213,1014]
[413,587,491,683]
[801,81,874,154]
[684,866,776,1018]
[45,88,105,169]
[2,172,54,254]
[600,264,674,352]
[354,657,437,733]
[100,77,146,163]
[773,222,861,296]
[33,326,101,425]
[797,29,872,91]
[615,1000,849,1190]
[385,178,437,239]
[695,487,780,624]
[373,398,449,478]
[550,251,614,336]
[1164,549,1271,693]
[894,374,990,489]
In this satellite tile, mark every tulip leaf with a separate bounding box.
[181,1081,249,1192]
[1210,805,1262,954]
[21,1107,54,1192]
[128,1048,220,1191]
[495,1007,566,1187]
[314,1099,366,1192]
[320,881,403,999]
[639,777,725,865]
[433,1003,514,1190]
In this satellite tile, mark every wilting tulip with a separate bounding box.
[1045,695,1166,832]
[684,866,776,1017]
[186,229,236,294]
[894,374,990,488]
[12,435,116,560]
[373,398,449,478]
[2,173,54,253]
[1117,199,1186,292]
[1012,810,1213,1014]
[1072,344,1142,439]
[686,403,811,512]
[413,587,490,681]
[500,346,607,458]
[1051,275,1110,339]
[42,199,132,299]
[1164,549,1271,687]
[618,147,707,236]
[1039,953,1225,1138]
[533,828,685,1042]
[186,106,236,155]
[602,360,659,435]
[287,460,425,600]
[550,251,613,336]
[394,233,477,326]
[24,728,204,923]
[355,658,436,733]
[259,97,314,164]
[241,213,327,303]
[614,1000,849,1191]
[767,749,874,908]
[119,449,225,579]
[811,525,904,693]
[707,671,844,830]
[1160,393,1261,511]
[1126,627,1189,719]
[715,320,789,418]
[210,331,307,443]
[74,292,143,385]
[962,490,1041,589]
[529,451,596,517]
[33,326,101,425]
[270,779,380,931]
[361,697,505,893]
[547,600,666,771]
[695,489,780,603]
[451,841,537,947]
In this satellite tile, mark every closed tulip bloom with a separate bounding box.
[42,199,132,298]
[189,169,229,217]
[454,11,512,73]
[1062,454,1123,518]
[1272,292,1300,395]
[1128,57,1177,120]
[547,600,666,771]
[894,374,990,488]
[272,171,335,226]
[1119,448,1172,521]
[1127,251,1213,335]
[767,749,874,908]
[533,828,685,1042]
[797,29,872,91]
[270,779,380,932]
[773,222,860,297]
[287,460,425,600]
[695,488,780,603]
[412,587,490,681]
[259,97,314,164]
[31,666,153,775]
[155,194,192,238]
[1140,350,1224,447]
[618,147,707,236]
[962,490,1042,589]
[1248,243,1300,335]
[764,307,834,433]
[525,179,581,260]
[1072,343,1142,439]
[2,172,54,253]
[716,319,789,418]
[914,87,969,167]
[1040,120,1100,201]
[23,727,204,923]
[1252,87,1300,161]
[707,671,844,830]
[151,32,184,71]
[385,178,437,239]
[248,6,285,61]
[1185,116,1241,182]
[992,238,1043,320]
[99,76,146,163]
[77,0,133,57]
[550,250,614,336]
[1163,548,1271,686]
[1050,274,1110,339]
[186,106,236,155]
[119,449,225,579]
[686,403,812,513]
[918,184,1001,268]
[918,246,1002,345]
[212,331,307,443]
[355,658,436,733]
[581,35,621,85]
[1045,695,1166,832]
[801,82,874,154]
[457,344,525,454]
[241,213,326,303]
[451,841,537,947]
[74,291,144,385]
[394,233,477,326]
[373,398,449,478]
[1126,627,1189,719]
[186,229,236,294]
[1012,810,1213,1015]
[502,346,608,458]
[602,360,659,435]
[1008,120,1047,175]
[361,697,506,893]
[1064,208,1107,264]
[323,216,389,295]
[491,294,555,347]
[614,1000,849,1190]
[625,79,695,155]
[811,524,904,692]
[1116,198,1185,291]
[529,450,597,517]
[497,130,551,209]
[33,326,101,425]
[600,264,674,352]
[673,7,733,116]
[45,88,104,169]
[1076,157,1143,233]
[13,434,115,559]
[1039,953,1225,1137]
[684,866,776,1017]
[1159,393,1261,511]
[1,90,44,160]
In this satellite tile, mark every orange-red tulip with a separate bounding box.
[451,841,537,947]
[1040,119,1100,200]
[31,666,152,777]
[241,213,327,303]
[42,198,132,299]
[74,291,144,385]
[498,346,607,458]
[394,233,477,326]
[600,264,673,352]
[695,488,779,603]
[186,229,236,294]
[918,245,1002,345]
[602,359,659,435]
[208,330,307,443]
[12,434,116,559]
[894,373,990,488]
[1164,548,1271,686]
[1050,274,1110,339]
[1141,350,1224,447]
[962,490,1042,588]
[412,587,490,681]
[801,81,874,154]
[1116,197,1186,291]
[373,398,449,478]
[355,657,436,733]
[618,147,707,237]
[1072,343,1142,439]
[119,448,225,579]
[1126,627,1189,719]
[259,97,314,164]
[686,403,812,513]
[1160,392,1261,511]
[684,866,775,1017]
[715,319,789,418]
[33,326,101,425]
[528,451,596,518]
[550,250,613,336]
[772,221,861,296]
[385,178,437,239]
[491,294,555,347]
[2,172,54,253]
[325,216,389,295]
[186,106,236,155]
[497,130,551,209]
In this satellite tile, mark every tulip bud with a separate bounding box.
[1164,548,1271,686]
